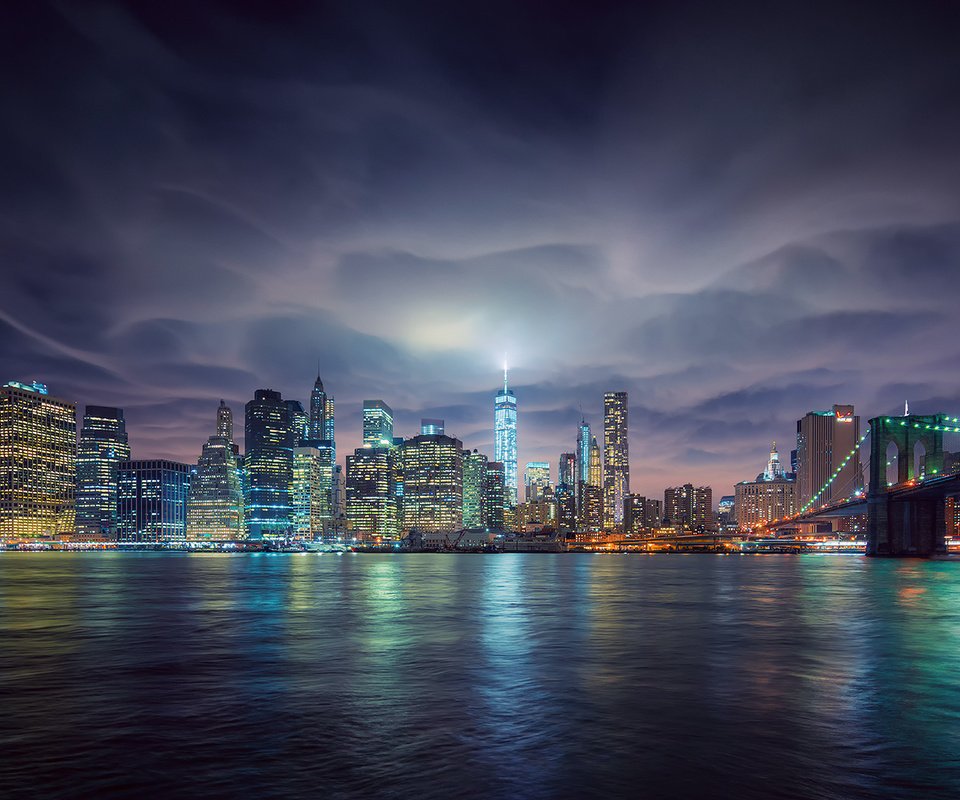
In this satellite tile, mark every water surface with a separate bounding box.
[1,553,959,799]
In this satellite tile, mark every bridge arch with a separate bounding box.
[885,441,899,487]
[868,414,944,492]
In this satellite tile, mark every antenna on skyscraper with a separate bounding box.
[904,400,910,416]
[503,357,508,392]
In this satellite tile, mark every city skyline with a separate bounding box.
[3,3,960,498]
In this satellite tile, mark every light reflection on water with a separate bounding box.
[1,553,959,799]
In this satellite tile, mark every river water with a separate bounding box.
[1,553,959,799]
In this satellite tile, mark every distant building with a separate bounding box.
[558,452,577,488]
[0,381,76,539]
[420,418,444,436]
[664,484,714,531]
[555,484,576,535]
[310,374,335,463]
[463,450,489,529]
[717,496,736,528]
[576,419,591,511]
[118,460,190,542]
[796,405,861,510]
[603,392,629,529]
[186,402,245,540]
[484,461,506,530]
[623,494,663,535]
[75,406,130,541]
[293,445,333,539]
[401,433,464,533]
[285,400,309,447]
[346,446,398,539]
[524,462,551,502]
[245,389,293,538]
[494,367,518,507]
[735,442,798,529]
[363,400,394,447]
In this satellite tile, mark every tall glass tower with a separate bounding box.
[76,406,130,541]
[245,389,293,539]
[603,391,629,529]
[494,365,518,507]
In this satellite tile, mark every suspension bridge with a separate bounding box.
[764,413,960,556]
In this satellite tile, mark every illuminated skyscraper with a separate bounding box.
[664,484,714,531]
[603,391,629,529]
[576,419,591,495]
[186,402,245,540]
[346,446,398,539]
[558,452,577,488]
[0,381,76,540]
[363,400,394,447]
[494,366,518,507]
[286,400,309,447]
[463,450,488,528]
[118,460,190,542]
[484,461,506,530]
[400,433,464,533]
[796,405,861,509]
[309,374,327,441]
[293,444,333,539]
[623,495,663,535]
[245,389,293,538]
[76,406,130,541]
[524,462,550,501]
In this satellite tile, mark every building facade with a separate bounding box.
[118,460,190,542]
[400,433,464,533]
[796,405,861,510]
[603,391,629,529]
[345,446,399,539]
[0,381,76,539]
[664,484,714,531]
[463,450,489,528]
[292,445,334,539]
[362,400,394,447]
[735,442,798,529]
[524,462,551,502]
[494,367,518,507]
[186,401,245,540]
[75,405,130,541]
[623,494,663,535]
[245,389,293,538]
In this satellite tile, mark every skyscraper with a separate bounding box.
[463,450,489,528]
[186,402,245,540]
[494,366,518,507]
[285,400,309,447]
[664,484,714,531]
[603,391,629,529]
[293,444,334,539]
[575,419,590,514]
[245,389,293,538]
[623,494,663,535]
[0,381,76,540]
[362,400,394,447]
[400,432,464,533]
[524,462,550,502]
[796,405,861,509]
[75,406,130,541]
[346,446,399,539]
[484,461,506,530]
[118,460,190,543]
[558,452,577,489]
[420,418,444,436]
[309,374,327,441]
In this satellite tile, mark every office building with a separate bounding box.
[186,402,245,540]
[75,406,130,541]
[524,462,551,502]
[463,450,489,528]
[558,452,577,488]
[310,374,336,463]
[556,484,576,535]
[735,442,798,529]
[664,484,714,531]
[0,381,76,539]
[484,461,506,530]
[400,433,464,533]
[623,494,663,535]
[362,400,394,447]
[118,460,190,542]
[603,391,629,529]
[244,389,293,538]
[494,366,518,507]
[576,419,591,505]
[796,405,861,509]
[286,400,309,447]
[346,446,399,539]
[293,444,334,538]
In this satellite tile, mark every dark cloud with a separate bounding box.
[1,0,960,497]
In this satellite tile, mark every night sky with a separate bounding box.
[3,1,960,497]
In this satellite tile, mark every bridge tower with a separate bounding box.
[867,414,947,556]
